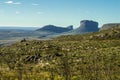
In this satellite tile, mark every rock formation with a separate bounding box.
[100,23,120,30]
[78,20,99,32]
[36,25,73,33]
[66,25,73,30]
[67,20,99,34]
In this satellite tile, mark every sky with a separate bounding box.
[0,0,120,28]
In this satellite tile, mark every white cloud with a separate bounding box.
[5,1,13,4]
[15,11,20,14]
[32,3,39,6]
[5,1,21,5]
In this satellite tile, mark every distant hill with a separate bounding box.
[100,23,120,30]
[64,20,99,35]
[55,24,120,41]
[1,21,120,43]
[37,20,99,35]
[36,25,73,33]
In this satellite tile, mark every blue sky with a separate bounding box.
[0,0,120,28]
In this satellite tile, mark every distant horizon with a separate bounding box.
[0,21,120,28]
[0,0,120,28]
[0,26,39,27]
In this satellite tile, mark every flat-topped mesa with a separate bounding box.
[36,25,73,33]
[100,23,120,30]
[78,20,99,32]
[66,20,99,34]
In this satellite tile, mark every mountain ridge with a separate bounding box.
[36,25,73,33]
[100,23,120,30]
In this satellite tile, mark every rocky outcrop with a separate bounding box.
[66,25,73,30]
[36,25,73,33]
[78,20,99,32]
[100,23,120,30]
[67,20,99,34]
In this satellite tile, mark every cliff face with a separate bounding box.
[100,23,120,30]
[36,20,99,37]
[78,20,99,32]
[36,25,73,33]
[68,20,99,34]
